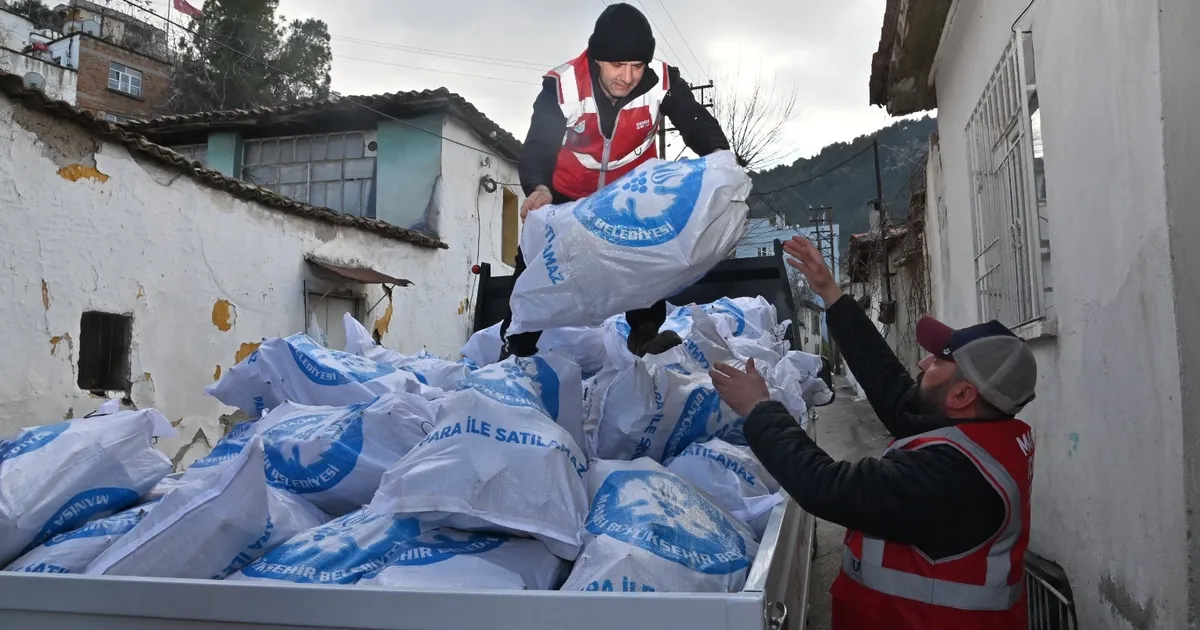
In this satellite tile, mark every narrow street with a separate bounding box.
[806,382,892,630]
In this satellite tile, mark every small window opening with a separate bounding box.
[78,312,133,392]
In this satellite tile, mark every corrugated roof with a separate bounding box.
[0,71,448,249]
[125,88,522,161]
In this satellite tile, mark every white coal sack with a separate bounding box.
[507,150,751,335]
[369,355,590,561]
[0,407,175,565]
[229,507,422,585]
[560,458,759,593]
[4,499,160,574]
[205,333,433,416]
[343,314,472,390]
[86,436,327,579]
[256,392,436,516]
[460,322,609,378]
[357,529,566,591]
[665,439,781,538]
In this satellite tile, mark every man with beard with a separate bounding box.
[709,235,1038,630]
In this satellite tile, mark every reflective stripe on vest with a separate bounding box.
[546,54,668,174]
[841,425,1026,611]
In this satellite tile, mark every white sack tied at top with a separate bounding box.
[357,529,567,591]
[343,314,472,391]
[587,309,808,462]
[86,437,328,580]
[369,353,590,561]
[460,321,609,377]
[507,149,751,335]
[560,458,759,594]
[0,404,175,566]
[664,439,781,539]
[254,393,435,516]
[205,333,437,417]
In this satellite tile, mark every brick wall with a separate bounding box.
[75,34,169,120]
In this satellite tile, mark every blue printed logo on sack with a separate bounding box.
[263,403,368,494]
[240,510,421,584]
[706,298,747,336]
[586,469,750,574]
[662,386,723,460]
[41,499,158,548]
[190,421,256,469]
[0,421,70,464]
[382,531,506,568]
[286,334,397,386]
[573,159,707,248]
[25,487,142,553]
[463,356,561,421]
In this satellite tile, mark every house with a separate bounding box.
[0,0,171,120]
[55,0,171,120]
[0,70,524,469]
[871,0,1200,626]
[736,206,841,357]
[0,6,76,103]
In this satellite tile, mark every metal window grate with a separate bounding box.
[77,312,133,392]
[1025,551,1078,629]
[964,32,1049,328]
[242,132,376,217]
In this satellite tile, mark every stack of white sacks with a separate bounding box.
[0,152,833,593]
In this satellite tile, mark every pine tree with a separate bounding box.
[169,0,331,113]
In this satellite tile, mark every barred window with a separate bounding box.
[965,31,1053,328]
[242,132,376,217]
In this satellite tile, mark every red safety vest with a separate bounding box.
[544,51,670,200]
[831,421,1034,630]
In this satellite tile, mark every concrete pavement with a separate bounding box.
[805,383,892,630]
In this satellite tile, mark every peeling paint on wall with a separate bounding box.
[41,280,50,310]
[211,299,236,332]
[49,333,71,356]
[136,283,145,299]
[457,298,469,315]
[234,342,260,364]
[213,365,221,381]
[373,297,394,338]
[56,164,109,183]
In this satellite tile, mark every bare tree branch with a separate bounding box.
[712,64,799,170]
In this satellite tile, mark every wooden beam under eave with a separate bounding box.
[884,0,951,116]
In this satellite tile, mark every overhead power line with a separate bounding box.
[336,55,541,85]
[119,0,521,164]
[656,0,708,82]
[752,141,876,196]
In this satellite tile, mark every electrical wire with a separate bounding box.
[633,0,690,75]
[121,0,522,164]
[752,141,876,196]
[656,0,708,83]
[332,35,551,71]
[335,55,541,85]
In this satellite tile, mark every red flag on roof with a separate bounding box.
[173,0,203,19]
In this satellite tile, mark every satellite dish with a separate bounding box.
[81,19,100,36]
[22,72,46,91]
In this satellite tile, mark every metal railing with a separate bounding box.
[1026,551,1078,629]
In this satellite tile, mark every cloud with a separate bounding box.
[147,0,899,162]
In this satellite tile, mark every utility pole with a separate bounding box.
[809,206,840,370]
[873,136,896,325]
[660,80,715,158]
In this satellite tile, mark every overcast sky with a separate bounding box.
[138,0,898,163]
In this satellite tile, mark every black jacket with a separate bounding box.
[518,59,730,201]
[743,295,1007,560]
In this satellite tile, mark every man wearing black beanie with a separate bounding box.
[501,2,731,360]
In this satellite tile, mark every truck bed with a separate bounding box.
[0,241,818,629]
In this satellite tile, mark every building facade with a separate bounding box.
[0,7,76,103]
[871,0,1200,627]
[0,70,523,469]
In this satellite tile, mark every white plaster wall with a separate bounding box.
[0,97,509,470]
[0,50,77,103]
[932,0,1186,626]
[0,10,33,50]
[436,116,520,339]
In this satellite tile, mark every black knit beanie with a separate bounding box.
[588,3,656,63]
